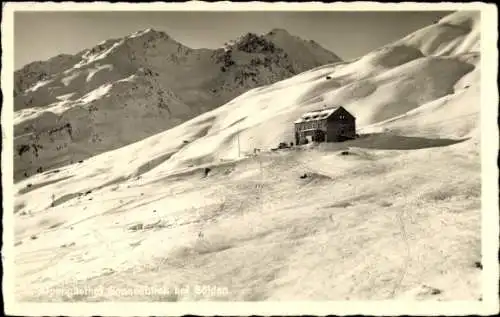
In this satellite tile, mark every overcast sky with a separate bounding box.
[14,10,453,69]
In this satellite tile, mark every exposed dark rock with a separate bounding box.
[236,33,279,54]
[17,144,30,156]
[203,167,211,178]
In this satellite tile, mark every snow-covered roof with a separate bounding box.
[294,107,339,124]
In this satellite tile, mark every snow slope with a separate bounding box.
[13,11,483,301]
[393,11,480,56]
[14,28,341,180]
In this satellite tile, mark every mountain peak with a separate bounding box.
[128,28,171,40]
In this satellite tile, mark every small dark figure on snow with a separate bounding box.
[300,174,308,179]
[203,167,211,178]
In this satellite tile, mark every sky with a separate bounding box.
[14,10,453,69]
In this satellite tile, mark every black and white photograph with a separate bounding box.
[2,1,498,315]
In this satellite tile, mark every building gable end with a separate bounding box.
[329,106,355,121]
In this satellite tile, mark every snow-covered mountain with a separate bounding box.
[14,28,341,180]
[14,11,484,302]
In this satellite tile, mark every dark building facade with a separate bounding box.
[294,106,356,145]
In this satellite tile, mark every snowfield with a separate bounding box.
[11,11,488,302]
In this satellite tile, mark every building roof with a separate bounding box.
[294,107,339,124]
